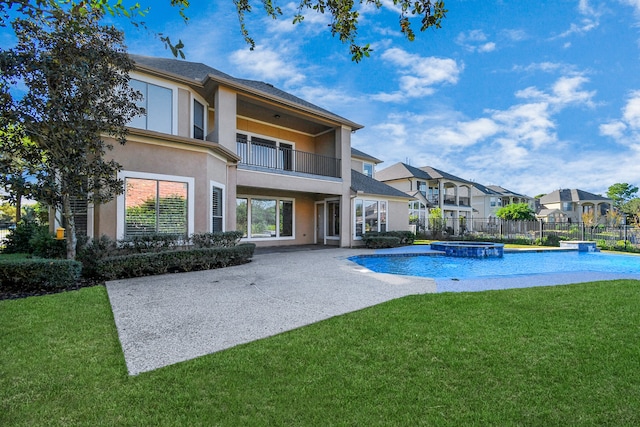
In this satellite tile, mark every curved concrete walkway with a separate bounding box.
[107,246,640,375]
[106,248,437,375]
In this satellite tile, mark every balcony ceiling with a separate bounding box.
[237,96,334,136]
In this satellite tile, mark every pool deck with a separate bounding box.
[107,245,640,376]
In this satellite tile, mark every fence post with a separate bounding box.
[539,219,543,242]
[581,223,585,241]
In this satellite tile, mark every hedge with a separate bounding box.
[361,231,415,249]
[362,236,402,249]
[0,259,82,291]
[97,243,256,280]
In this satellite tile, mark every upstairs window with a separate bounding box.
[129,79,173,134]
[363,162,374,178]
[417,181,427,196]
[193,100,205,140]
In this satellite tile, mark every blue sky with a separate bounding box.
[6,1,640,197]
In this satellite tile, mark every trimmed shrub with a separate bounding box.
[362,236,401,249]
[29,228,66,259]
[76,235,119,278]
[363,231,415,245]
[118,233,185,253]
[96,243,256,280]
[2,220,41,254]
[0,259,82,292]
[191,231,243,248]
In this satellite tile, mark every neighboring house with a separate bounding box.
[471,183,534,218]
[376,162,474,233]
[537,189,612,224]
[62,54,410,247]
[351,147,381,178]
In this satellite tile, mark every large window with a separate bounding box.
[236,196,294,240]
[129,79,173,134]
[124,178,188,238]
[193,99,205,140]
[354,199,388,237]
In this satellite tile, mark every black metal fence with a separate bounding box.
[421,217,640,246]
[236,139,341,178]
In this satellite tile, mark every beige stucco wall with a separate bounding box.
[96,136,233,240]
[351,158,364,173]
[237,169,343,195]
[387,199,410,231]
[381,178,413,195]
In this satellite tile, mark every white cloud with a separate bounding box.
[617,0,640,16]
[371,48,462,102]
[229,45,306,87]
[456,30,497,53]
[622,90,640,129]
[500,29,528,42]
[294,86,360,113]
[428,118,500,148]
[515,75,596,109]
[600,90,640,147]
[553,0,602,39]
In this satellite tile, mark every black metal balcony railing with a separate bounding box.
[237,139,341,178]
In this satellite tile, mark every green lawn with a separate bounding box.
[2,281,640,426]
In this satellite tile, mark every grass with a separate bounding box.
[2,281,640,425]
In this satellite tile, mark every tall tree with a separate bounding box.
[607,183,638,210]
[0,0,447,61]
[0,6,142,259]
[0,125,40,223]
[495,203,536,221]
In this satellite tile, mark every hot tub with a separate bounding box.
[430,241,504,258]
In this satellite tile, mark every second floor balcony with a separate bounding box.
[237,138,341,179]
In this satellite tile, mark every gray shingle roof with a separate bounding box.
[351,170,412,199]
[376,162,471,184]
[351,147,382,163]
[539,189,611,204]
[129,54,362,129]
[474,183,531,199]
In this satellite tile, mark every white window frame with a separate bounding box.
[353,197,390,239]
[210,180,225,233]
[117,170,195,240]
[362,162,374,178]
[129,72,179,135]
[236,195,295,241]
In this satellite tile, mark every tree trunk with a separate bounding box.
[15,192,22,224]
[62,194,77,259]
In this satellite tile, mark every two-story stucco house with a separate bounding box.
[471,183,534,219]
[376,162,473,234]
[537,189,612,224]
[68,55,409,247]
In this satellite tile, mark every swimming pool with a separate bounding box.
[349,251,640,280]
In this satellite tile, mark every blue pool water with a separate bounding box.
[349,251,640,279]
